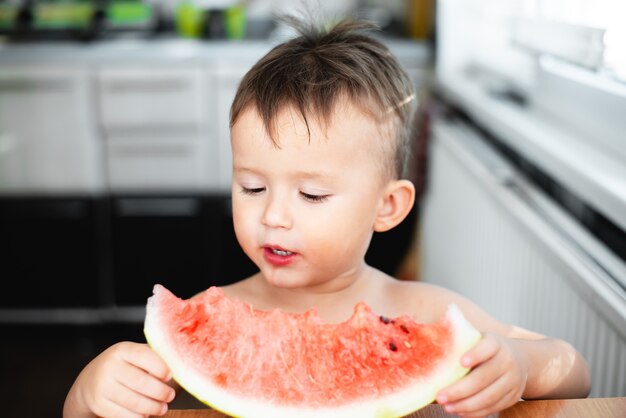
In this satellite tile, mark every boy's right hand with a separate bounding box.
[63,341,175,418]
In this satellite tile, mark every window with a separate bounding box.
[530,0,626,83]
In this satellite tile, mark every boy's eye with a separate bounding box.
[241,186,265,195]
[300,191,330,203]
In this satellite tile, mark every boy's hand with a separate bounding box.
[435,333,528,417]
[64,341,175,418]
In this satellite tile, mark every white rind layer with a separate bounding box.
[144,302,481,418]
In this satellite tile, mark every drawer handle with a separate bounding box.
[115,198,200,217]
[0,78,71,93]
[102,79,189,93]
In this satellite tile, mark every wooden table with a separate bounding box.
[161,397,626,417]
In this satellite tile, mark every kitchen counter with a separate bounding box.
[0,36,431,66]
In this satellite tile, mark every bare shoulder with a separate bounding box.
[381,278,531,336]
[380,278,467,322]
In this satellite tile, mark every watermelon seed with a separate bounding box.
[400,325,409,333]
[379,316,390,324]
[404,341,412,348]
[389,341,398,351]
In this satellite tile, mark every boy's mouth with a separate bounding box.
[263,245,297,266]
[271,248,293,256]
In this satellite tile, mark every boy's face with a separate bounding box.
[230,101,391,292]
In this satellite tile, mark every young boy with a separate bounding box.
[64,18,591,418]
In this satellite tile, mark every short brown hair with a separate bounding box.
[230,17,416,179]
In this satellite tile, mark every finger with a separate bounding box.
[444,374,515,416]
[459,334,500,368]
[436,335,501,403]
[117,363,176,403]
[450,386,520,418]
[437,362,500,405]
[437,339,509,406]
[106,379,169,417]
[119,342,172,381]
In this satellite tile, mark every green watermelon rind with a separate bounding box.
[144,292,481,418]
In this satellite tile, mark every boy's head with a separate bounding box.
[229,17,417,289]
[230,17,416,180]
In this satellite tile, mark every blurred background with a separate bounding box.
[0,0,625,416]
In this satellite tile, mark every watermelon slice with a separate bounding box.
[144,285,481,418]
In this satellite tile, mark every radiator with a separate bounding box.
[421,118,626,397]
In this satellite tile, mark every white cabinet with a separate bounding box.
[98,66,206,127]
[96,66,219,192]
[0,66,103,194]
[0,40,431,195]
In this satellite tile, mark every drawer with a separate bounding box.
[0,66,103,193]
[106,134,218,191]
[97,66,207,127]
[0,197,102,308]
[110,195,257,306]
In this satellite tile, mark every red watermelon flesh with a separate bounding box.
[144,284,481,418]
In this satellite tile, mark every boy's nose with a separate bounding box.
[261,193,292,229]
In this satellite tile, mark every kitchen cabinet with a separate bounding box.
[0,65,103,193]
[0,197,104,309]
[97,66,218,192]
[110,195,256,306]
[0,40,429,195]
[98,66,207,127]
[0,65,105,311]
[0,39,431,319]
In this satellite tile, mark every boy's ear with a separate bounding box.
[374,179,416,232]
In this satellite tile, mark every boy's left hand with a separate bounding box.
[435,333,528,417]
